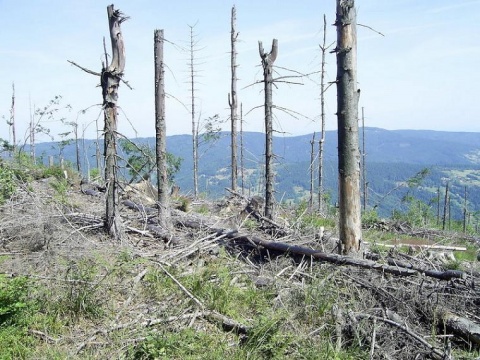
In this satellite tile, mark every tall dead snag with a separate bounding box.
[154,29,171,230]
[9,82,16,154]
[259,39,278,220]
[318,14,329,213]
[309,133,316,210]
[361,107,367,211]
[335,0,362,254]
[228,5,239,192]
[188,24,200,198]
[102,5,128,239]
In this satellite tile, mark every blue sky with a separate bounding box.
[0,0,479,143]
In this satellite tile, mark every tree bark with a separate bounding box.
[229,5,239,192]
[335,0,362,254]
[154,29,171,230]
[102,5,127,240]
[259,39,278,220]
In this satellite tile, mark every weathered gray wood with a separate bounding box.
[154,29,171,230]
[335,0,362,254]
[103,5,127,240]
[259,39,278,220]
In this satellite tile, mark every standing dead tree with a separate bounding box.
[259,39,278,220]
[228,5,239,192]
[309,133,316,210]
[361,107,367,211]
[318,14,334,213]
[8,82,16,154]
[68,5,128,240]
[154,29,171,230]
[335,0,362,254]
[188,24,201,198]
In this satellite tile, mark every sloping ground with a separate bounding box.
[0,179,479,359]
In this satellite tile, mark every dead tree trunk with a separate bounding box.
[259,39,278,219]
[335,0,362,254]
[442,182,449,231]
[228,5,239,192]
[188,24,199,198]
[154,29,171,230]
[309,133,316,210]
[74,121,81,173]
[361,107,367,211]
[102,5,127,240]
[463,186,467,233]
[9,82,16,155]
[318,14,328,213]
[240,102,245,194]
[29,100,35,164]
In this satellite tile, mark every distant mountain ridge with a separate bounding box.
[32,127,480,219]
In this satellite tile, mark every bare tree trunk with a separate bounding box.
[436,186,441,226]
[74,121,81,173]
[102,5,127,240]
[228,5,239,192]
[335,0,362,255]
[309,133,316,210]
[463,186,467,233]
[29,99,35,164]
[259,39,278,219]
[188,24,199,198]
[240,102,245,195]
[362,107,367,211]
[154,29,171,230]
[318,14,328,213]
[10,82,16,155]
[442,182,449,231]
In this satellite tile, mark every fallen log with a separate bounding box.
[227,231,416,277]
[386,258,466,280]
[438,309,480,348]
[123,200,156,214]
[224,231,467,281]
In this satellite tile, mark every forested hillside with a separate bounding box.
[31,127,480,223]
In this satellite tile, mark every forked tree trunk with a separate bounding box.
[229,5,239,192]
[102,5,127,240]
[259,39,278,219]
[154,29,171,229]
[335,0,362,254]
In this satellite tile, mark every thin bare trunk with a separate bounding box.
[362,107,367,211]
[10,82,16,154]
[30,99,35,164]
[318,14,328,213]
[75,122,80,173]
[463,186,467,233]
[229,5,239,191]
[442,182,449,231]
[335,0,362,254]
[188,25,199,198]
[309,133,316,210]
[154,29,171,230]
[259,39,278,219]
[240,102,245,194]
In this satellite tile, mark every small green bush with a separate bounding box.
[0,166,17,205]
